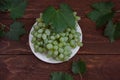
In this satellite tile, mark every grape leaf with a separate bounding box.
[104,21,120,42]
[72,60,86,74]
[87,2,114,27]
[6,21,26,40]
[42,3,76,33]
[50,72,73,80]
[0,0,27,19]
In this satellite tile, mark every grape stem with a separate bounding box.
[79,72,83,80]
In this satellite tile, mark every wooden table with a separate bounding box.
[0,0,120,80]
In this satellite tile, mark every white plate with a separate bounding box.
[29,22,82,64]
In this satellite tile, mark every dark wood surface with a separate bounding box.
[0,0,120,80]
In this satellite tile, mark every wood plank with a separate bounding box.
[0,55,120,80]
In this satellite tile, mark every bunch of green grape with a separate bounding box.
[31,12,83,61]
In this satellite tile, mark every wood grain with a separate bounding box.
[0,55,120,80]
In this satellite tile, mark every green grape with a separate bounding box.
[44,39,48,44]
[48,40,53,43]
[62,42,66,46]
[61,33,65,36]
[64,51,70,56]
[36,42,41,46]
[47,50,53,58]
[77,42,83,47]
[31,37,36,43]
[45,29,50,35]
[53,51,59,57]
[64,37,68,42]
[50,36,55,40]
[38,47,43,53]
[53,45,58,50]
[58,54,64,60]
[56,34,60,39]
[38,29,43,33]
[71,29,76,34]
[64,56,69,61]
[39,42,43,46]
[34,45,39,51]
[36,18,42,23]
[58,48,64,53]
[65,46,71,51]
[73,12,77,16]
[58,43,63,47]
[42,34,47,40]
[46,44,53,49]
[31,30,35,35]
[69,34,73,39]
[76,32,81,36]
[37,34,42,38]
[37,23,43,27]
[53,41,58,45]
[70,40,76,48]
[34,25,39,30]
[42,23,46,27]
[59,37,64,42]
[66,28,71,32]
[42,48,47,52]
[33,32,38,37]
[75,16,81,20]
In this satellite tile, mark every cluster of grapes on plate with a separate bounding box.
[31,12,83,61]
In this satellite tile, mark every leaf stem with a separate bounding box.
[79,72,83,80]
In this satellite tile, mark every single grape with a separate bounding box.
[50,36,55,40]
[58,48,64,53]
[56,34,60,39]
[36,18,42,23]
[45,29,51,35]
[34,25,39,30]
[31,37,36,43]
[38,29,43,33]
[58,53,64,60]
[46,44,53,49]
[69,34,73,39]
[37,34,42,38]
[53,45,58,50]
[53,50,59,57]
[59,37,64,42]
[42,34,47,40]
[77,42,83,47]
[75,16,81,21]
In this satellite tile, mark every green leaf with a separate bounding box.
[104,20,115,42]
[104,21,120,42]
[42,3,76,33]
[72,60,86,74]
[50,72,73,80]
[0,0,27,19]
[6,21,26,40]
[10,0,27,19]
[87,2,114,27]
